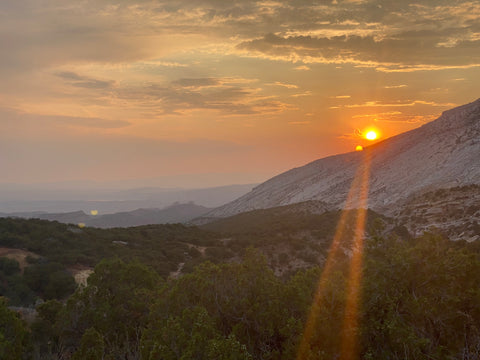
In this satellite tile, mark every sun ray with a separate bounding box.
[296,149,372,360]
[339,150,371,360]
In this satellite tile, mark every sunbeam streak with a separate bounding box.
[297,150,372,360]
[340,151,371,360]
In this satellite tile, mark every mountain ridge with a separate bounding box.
[0,202,212,228]
[206,98,480,219]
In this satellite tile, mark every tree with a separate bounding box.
[0,258,20,276]
[147,249,317,359]
[23,262,76,300]
[361,233,480,359]
[142,306,252,360]
[31,300,64,358]
[58,258,161,359]
[0,298,31,359]
[71,327,104,360]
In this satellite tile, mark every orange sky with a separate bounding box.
[1,0,479,188]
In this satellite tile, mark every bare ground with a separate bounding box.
[0,247,39,273]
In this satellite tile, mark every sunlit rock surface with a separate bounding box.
[207,99,480,218]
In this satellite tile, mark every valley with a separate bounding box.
[0,100,479,359]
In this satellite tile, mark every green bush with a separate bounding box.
[0,258,20,276]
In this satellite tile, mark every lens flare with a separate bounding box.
[296,149,372,360]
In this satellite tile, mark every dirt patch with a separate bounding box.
[169,262,185,279]
[68,265,94,287]
[187,244,207,255]
[0,247,39,273]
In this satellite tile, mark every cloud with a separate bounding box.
[294,65,310,70]
[384,84,407,89]
[266,81,299,89]
[140,60,188,68]
[115,77,291,115]
[291,91,312,97]
[237,31,480,69]
[1,0,479,77]
[350,111,434,124]
[56,71,115,89]
[344,100,457,108]
[352,111,403,118]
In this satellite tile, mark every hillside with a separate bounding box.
[393,184,480,241]
[0,217,221,279]
[2,217,480,360]
[206,99,480,219]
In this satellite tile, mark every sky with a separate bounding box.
[1,0,479,188]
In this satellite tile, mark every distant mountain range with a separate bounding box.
[0,202,212,228]
[0,183,257,213]
[205,99,480,219]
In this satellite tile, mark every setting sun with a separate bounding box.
[365,131,378,141]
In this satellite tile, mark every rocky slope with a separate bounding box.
[207,99,480,219]
[393,185,480,242]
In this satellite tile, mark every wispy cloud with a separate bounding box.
[352,111,403,118]
[266,81,299,89]
[384,85,407,89]
[344,100,457,108]
[139,60,188,68]
[291,91,312,98]
[350,111,434,124]
[294,65,310,71]
[237,31,480,70]
[56,72,115,89]
[114,77,292,115]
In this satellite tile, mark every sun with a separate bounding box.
[365,130,378,141]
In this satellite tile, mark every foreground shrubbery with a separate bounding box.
[1,233,480,359]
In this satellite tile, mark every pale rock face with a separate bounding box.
[208,99,480,218]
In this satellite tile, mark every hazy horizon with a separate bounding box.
[0,175,263,191]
